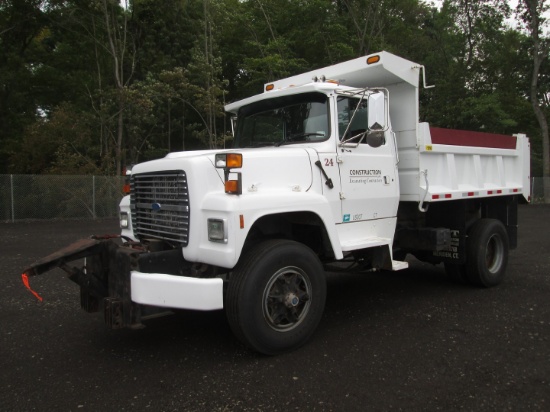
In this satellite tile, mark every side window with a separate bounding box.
[337,97,381,145]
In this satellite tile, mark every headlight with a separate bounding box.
[208,218,227,243]
[120,212,129,229]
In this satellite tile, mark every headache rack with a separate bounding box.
[130,170,190,246]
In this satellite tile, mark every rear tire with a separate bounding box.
[466,219,509,287]
[226,239,326,355]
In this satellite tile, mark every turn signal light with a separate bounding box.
[226,153,243,168]
[215,153,243,169]
[225,180,241,194]
[122,165,132,194]
[216,153,243,195]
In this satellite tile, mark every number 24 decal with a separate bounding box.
[324,158,334,167]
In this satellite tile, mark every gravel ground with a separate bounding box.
[1,205,549,411]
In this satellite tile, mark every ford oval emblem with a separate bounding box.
[151,202,162,212]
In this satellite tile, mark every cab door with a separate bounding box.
[336,95,400,224]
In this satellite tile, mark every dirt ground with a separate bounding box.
[1,205,549,411]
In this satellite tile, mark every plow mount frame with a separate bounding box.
[22,237,149,329]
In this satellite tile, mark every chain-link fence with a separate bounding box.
[1,174,549,222]
[0,175,123,222]
[531,177,550,204]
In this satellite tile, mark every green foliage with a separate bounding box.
[11,102,104,174]
[0,0,547,175]
[0,0,47,172]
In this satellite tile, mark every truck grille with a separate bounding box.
[130,171,190,246]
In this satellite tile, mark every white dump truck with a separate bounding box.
[23,52,530,354]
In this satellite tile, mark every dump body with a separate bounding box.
[399,123,530,204]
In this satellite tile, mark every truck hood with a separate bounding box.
[232,147,315,193]
[130,147,317,194]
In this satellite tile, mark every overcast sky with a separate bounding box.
[424,0,550,33]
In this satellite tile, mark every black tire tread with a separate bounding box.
[226,240,289,347]
[226,239,325,355]
[466,218,509,288]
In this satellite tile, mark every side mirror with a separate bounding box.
[366,91,387,147]
[367,92,386,131]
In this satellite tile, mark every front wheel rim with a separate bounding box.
[262,266,312,332]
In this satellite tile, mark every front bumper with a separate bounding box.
[131,271,223,310]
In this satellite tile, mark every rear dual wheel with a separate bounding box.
[445,218,509,287]
[226,239,326,355]
[466,218,509,287]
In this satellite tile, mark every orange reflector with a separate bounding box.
[122,184,131,194]
[266,84,274,91]
[367,55,380,65]
[225,180,240,194]
[239,214,245,229]
[22,273,43,302]
[226,153,243,168]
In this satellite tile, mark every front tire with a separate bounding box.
[226,239,326,355]
[466,219,509,287]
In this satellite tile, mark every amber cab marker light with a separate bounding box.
[367,55,380,65]
[266,84,274,91]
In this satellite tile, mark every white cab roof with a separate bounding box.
[224,51,421,114]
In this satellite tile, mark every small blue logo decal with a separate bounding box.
[151,203,162,211]
[343,214,350,222]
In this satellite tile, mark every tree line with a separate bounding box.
[0,0,548,177]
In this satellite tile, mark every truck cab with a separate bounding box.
[124,53,422,273]
[226,80,402,258]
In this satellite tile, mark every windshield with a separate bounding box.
[233,92,329,148]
